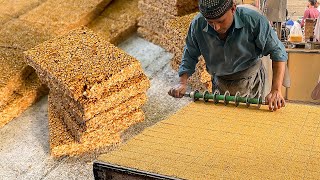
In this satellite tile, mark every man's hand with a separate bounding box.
[267,61,286,111]
[168,73,188,98]
[265,90,286,111]
[168,83,187,98]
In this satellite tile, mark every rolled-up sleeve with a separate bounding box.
[254,17,288,62]
[178,23,201,77]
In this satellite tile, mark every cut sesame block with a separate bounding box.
[25,27,147,102]
[164,13,198,70]
[48,100,120,158]
[138,15,168,35]
[171,55,212,92]
[52,91,146,142]
[88,17,137,45]
[100,0,141,20]
[141,0,198,16]
[87,0,141,45]
[0,14,13,26]
[48,95,144,158]
[0,48,26,86]
[0,19,56,50]
[71,109,144,143]
[164,12,211,91]
[0,72,48,128]
[188,56,212,92]
[164,13,198,62]
[165,12,198,49]
[137,27,171,52]
[0,66,35,108]
[20,0,112,35]
[0,0,42,18]
[0,48,36,106]
[50,74,150,122]
[138,1,175,22]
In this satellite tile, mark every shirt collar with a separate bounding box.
[234,8,244,29]
[202,8,244,33]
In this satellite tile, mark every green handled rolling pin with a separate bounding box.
[184,90,267,108]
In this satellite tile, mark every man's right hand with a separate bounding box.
[168,83,187,98]
[168,73,189,98]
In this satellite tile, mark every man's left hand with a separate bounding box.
[265,90,286,111]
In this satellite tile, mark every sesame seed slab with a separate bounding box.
[25,27,146,102]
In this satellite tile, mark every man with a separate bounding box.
[300,0,319,28]
[168,0,288,111]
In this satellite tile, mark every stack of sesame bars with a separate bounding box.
[165,13,212,92]
[0,0,115,128]
[19,0,114,35]
[88,0,142,45]
[25,27,150,157]
[137,0,198,50]
[0,19,54,128]
[137,0,211,92]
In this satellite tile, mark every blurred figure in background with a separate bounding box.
[300,0,319,28]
